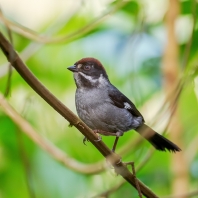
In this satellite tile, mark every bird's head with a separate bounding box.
[67,57,109,88]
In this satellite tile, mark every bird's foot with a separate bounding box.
[124,161,142,198]
[112,131,123,152]
[93,130,102,142]
[83,136,89,145]
[94,135,102,142]
[68,123,73,127]
[82,131,102,145]
[124,161,135,172]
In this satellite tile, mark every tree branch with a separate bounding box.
[0,93,107,174]
[0,31,159,198]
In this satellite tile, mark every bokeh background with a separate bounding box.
[0,0,198,197]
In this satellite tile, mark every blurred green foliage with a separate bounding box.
[0,0,198,197]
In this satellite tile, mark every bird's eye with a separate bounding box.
[83,65,91,70]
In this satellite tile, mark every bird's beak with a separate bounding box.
[67,65,78,72]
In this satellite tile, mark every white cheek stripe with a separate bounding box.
[79,72,98,83]
[124,102,131,109]
[78,72,109,88]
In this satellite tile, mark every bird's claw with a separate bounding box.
[94,135,102,142]
[83,134,102,145]
[123,161,142,197]
[83,136,89,145]
[68,123,73,127]
[123,161,135,173]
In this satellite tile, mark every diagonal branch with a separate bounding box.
[0,31,159,198]
[0,93,106,174]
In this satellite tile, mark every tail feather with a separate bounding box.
[136,124,181,152]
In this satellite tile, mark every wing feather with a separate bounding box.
[108,85,145,122]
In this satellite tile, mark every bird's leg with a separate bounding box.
[92,130,124,152]
[93,130,123,152]
[124,162,142,198]
[112,131,123,152]
[112,137,119,152]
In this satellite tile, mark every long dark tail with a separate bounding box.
[136,124,181,152]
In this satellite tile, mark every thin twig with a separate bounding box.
[0,1,127,44]
[0,93,106,174]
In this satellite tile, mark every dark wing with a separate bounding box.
[108,85,145,122]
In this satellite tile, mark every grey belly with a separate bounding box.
[76,99,142,133]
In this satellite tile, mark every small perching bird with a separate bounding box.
[67,57,181,153]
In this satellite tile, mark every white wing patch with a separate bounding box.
[124,102,131,110]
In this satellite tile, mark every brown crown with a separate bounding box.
[75,57,106,70]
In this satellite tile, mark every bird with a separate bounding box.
[67,57,181,153]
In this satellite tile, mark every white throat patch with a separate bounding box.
[79,72,98,84]
[75,72,109,88]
